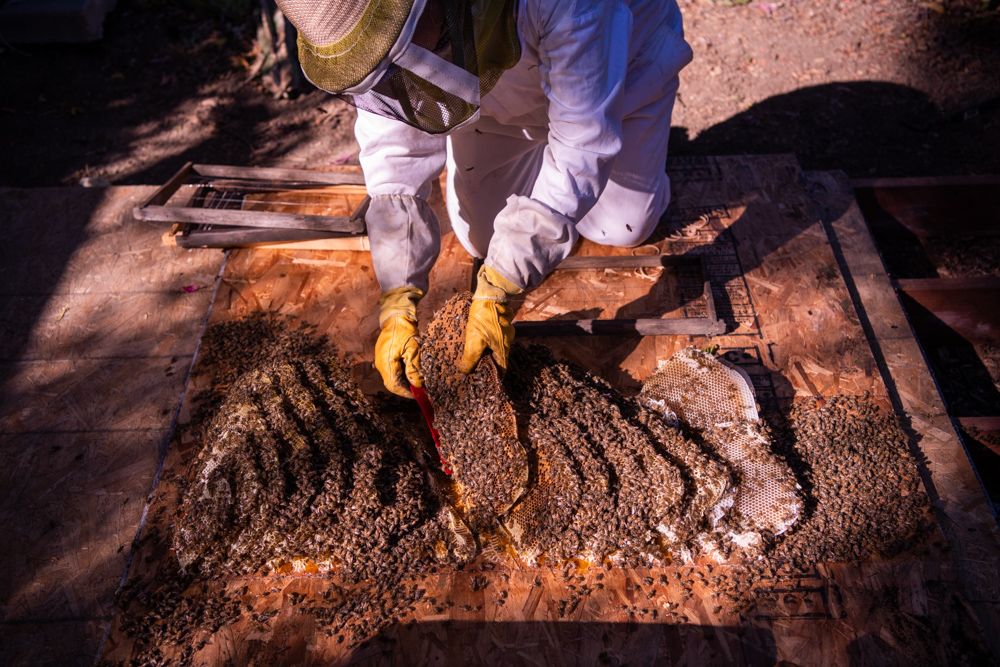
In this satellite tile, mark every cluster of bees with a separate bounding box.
[107,310,935,662]
[172,332,473,578]
[189,312,331,421]
[501,343,737,564]
[110,564,244,666]
[109,316,476,664]
[706,394,932,612]
[421,295,529,531]
[769,394,931,565]
[423,294,759,566]
[302,579,432,650]
[422,299,929,579]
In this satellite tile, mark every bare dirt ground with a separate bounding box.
[1,0,998,187]
[671,0,1000,176]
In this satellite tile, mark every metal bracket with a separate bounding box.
[513,254,726,337]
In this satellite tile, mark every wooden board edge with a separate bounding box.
[235,236,371,251]
[139,162,193,208]
[192,164,366,185]
[806,168,1000,662]
[851,174,1000,188]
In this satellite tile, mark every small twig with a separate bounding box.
[0,30,32,56]
[220,125,255,150]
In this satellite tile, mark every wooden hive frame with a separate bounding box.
[135,162,371,250]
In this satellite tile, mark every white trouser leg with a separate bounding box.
[446,120,546,258]
[575,178,668,248]
[576,73,680,248]
[447,69,680,255]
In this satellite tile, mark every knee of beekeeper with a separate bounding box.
[575,178,669,248]
[445,173,494,259]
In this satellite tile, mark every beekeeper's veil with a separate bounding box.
[277,0,521,134]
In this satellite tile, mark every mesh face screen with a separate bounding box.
[308,0,519,132]
[444,0,478,74]
[473,0,521,94]
[339,67,478,134]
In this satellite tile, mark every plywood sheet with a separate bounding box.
[0,357,193,433]
[515,260,706,324]
[0,431,161,620]
[0,186,226,666]
[806,168,1000,657]
[100,158,999,665]
[0,292,214,361]
[0,187,106,297]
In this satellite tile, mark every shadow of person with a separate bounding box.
[550,80,987,393]
[669,81,999,179]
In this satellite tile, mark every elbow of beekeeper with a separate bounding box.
[277,0,693,398]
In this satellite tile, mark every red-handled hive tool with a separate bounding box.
[410,385,452,475]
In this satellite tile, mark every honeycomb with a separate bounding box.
[422,295,737,566]
[502,344,735,565]
[420,295,529,532]
[640,347,802,538]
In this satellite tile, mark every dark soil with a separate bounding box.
[1,0,998,188]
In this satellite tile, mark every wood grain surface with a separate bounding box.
[11,158,994,666]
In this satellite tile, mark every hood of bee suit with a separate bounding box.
[275,0,522,134]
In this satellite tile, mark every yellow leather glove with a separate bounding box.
[458,265,523,376]
[375,286,425,399]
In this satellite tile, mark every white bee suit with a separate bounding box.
[356,0,693,292]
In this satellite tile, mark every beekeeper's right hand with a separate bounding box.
[457,265,523,376]
[375,286,425,399]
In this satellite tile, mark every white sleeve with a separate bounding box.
[355,109,448,199]
[528,0,632,222]
[354,109,448,293]
[484,0,632,289]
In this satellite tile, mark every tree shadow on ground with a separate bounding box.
[0,0,350,189]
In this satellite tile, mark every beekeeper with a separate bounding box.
[276,0,693,398]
